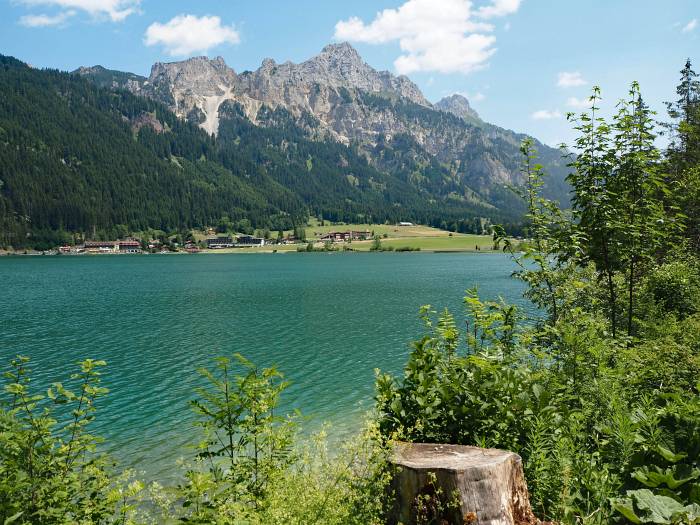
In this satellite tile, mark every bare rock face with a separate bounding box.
[145,56,238,135]
[389,443,540,525]
[435,94,481,122]
[129,112,164,134]
[238,43,428,107]
[138,42,433,141]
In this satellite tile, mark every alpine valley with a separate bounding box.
[0,43,569,249]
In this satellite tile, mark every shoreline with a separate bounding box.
[0,247,500,256]
[0,231,507,257]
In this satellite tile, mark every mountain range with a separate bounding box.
[0,44,569,249]
[76,43,569,198]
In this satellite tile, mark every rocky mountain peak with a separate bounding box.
[320,42,362,61]
[435,94,481,122]
[302,42,372,82]
[260,57,277,70]
[148,56,237,95]
[75,65,106,75]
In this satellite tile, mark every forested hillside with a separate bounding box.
[0,55,304,249]
[0,55,520,249]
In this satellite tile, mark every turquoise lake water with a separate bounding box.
[0,252,528,479]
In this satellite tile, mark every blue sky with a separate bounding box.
[1,0,698,146]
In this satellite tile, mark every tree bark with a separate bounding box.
[389,442,542,525]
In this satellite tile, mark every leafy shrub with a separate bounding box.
[0,356,115,524]
[0,355,392,524]
[641,255,700,319]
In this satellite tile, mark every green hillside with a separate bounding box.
[0,55,523,249]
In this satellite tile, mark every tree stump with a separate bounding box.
[389,442,540,525]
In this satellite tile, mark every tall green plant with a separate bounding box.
[0,356,114,524]
[611,83,674,336]
[495,139,578,326]
[566,87,622,336]
[189,354,297,509]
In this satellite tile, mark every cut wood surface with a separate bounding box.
[389,442,542,525]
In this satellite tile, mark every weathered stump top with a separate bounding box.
[393,442,519,470]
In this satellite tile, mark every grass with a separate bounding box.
[363,235,493,252]
[193,221,496,254]
[295,222,459,240]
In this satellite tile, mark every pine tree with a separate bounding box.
[665,59,700,172]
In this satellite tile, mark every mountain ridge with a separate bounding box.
[75,42,570,205]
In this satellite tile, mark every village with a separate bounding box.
[13,221,501,256]
[54,228,380,254]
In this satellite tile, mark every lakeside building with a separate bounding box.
[206,236,235,249]
[319,230,371,242]
[119,240,141,253]
[83,240,142,253]
[84,241,118,253]
[236,235,265,246]
[398,222,414,226]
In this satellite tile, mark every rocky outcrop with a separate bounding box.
[435,94,481,123]
[129,111,165,134]
[74,65,146,94]
[144,56,238,135]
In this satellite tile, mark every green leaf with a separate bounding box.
[613,497,642,524]
[629,489,685,524]
[656,445,687,463]
[4,512,24,525]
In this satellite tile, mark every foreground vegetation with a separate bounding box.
[376,70,700,523]
[2,62,700,524]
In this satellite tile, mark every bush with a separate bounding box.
[375,287,700,524]
[641,255,700,319]
[0,357,115,524]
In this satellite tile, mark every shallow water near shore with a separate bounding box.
[0,252,529,479]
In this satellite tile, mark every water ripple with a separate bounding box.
[0,253,529,478]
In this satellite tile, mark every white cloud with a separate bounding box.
[557,71,587,88]
[19,10,75,26]
[476,0,522,19]
[566,96,589,109]
[333,0,521,75]
[531,109,562,120]
[682,18,698,33]
[16,0,139,22]
[144,15,241,57]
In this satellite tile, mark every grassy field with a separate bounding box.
[356,235,493,252]
[201,234,494,253]
[300,222,458,240]
[195,220,495,253]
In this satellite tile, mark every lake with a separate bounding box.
[0,252,529,479]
